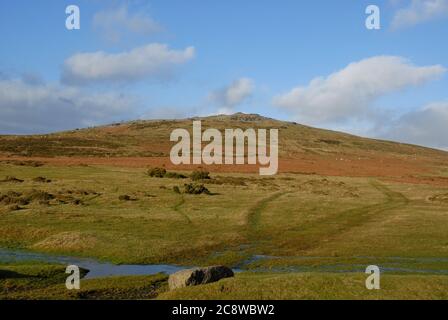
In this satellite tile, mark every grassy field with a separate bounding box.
[2,263,448,300]
[159,272,448,300]
[0,160,448,299]
[1,162,448,266]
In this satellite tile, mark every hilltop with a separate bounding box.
[0,113,447,183]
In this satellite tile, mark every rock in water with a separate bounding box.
[168,266,234,290]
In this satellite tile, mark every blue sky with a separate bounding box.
[0,0,447,149]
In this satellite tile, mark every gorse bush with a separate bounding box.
[0,190,54,207]
[32,176,52,183]
[190,170,211,181]
[148,167,167,178]
[118,195,131,201]
[1,176,24,183]
[183,183,211,195]
[148,168,187,179]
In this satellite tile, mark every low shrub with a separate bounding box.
[8,204,22,211]
[32,177,52,183]
[1,176,24,183]
[183,183,211,195]
[26,190,54,202]
[207,176,247,186]
[118,195,131,201]
[190,170,211,181]
[72,199,83,205]
[165,172,187,179]
[148,167,167,178]
[0,192,29,206]
[148,167,188,179]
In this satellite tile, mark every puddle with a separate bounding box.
[0,248,187,279]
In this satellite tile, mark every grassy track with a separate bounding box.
[172,195,192,224]
[246,192,286,238]
[301,181,410,251]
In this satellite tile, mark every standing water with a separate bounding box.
[0,248,187,279]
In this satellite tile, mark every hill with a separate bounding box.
[0,113,447,183]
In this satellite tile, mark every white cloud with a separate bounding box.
[391,0,448,29]
[382,102,448,149]
[209,78,255,114]
[0,78,139,134]
[273,56,445,126]
[93,5,161,42]
[62,43,195,85]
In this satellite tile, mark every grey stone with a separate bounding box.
[168,265,234,290]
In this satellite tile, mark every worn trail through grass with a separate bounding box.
[241,181,409,256]
[245,192,288,239]
[172,195,192,224]
[290,181,410,252]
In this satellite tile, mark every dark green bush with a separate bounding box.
[148,168,187,179]
[183,183,210,195]
[32,176,52,183]
[148,167,167,178]
[1,176,24,183]
[118,195,131,201]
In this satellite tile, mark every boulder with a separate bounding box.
[168,266,234,290]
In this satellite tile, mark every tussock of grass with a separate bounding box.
[1,176,24,183]
[148,167,187,179]
[429,193,448,203]
[190,170,211,181]
[32,177,51,183]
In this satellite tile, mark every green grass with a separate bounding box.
[1,163,448,299]
[2,263,447,300]
[1,163,448,265]
[159,272,448,300]
[0,263,167,300]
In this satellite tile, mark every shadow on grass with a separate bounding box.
[0,269,30,279]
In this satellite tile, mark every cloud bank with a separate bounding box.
[93,5,162,42]
[62,43,195,85]
[274,55,448,149]
[391,0,448,29]
[0,78,139,134]
[382,101,448,149]
[274,56,445,125]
